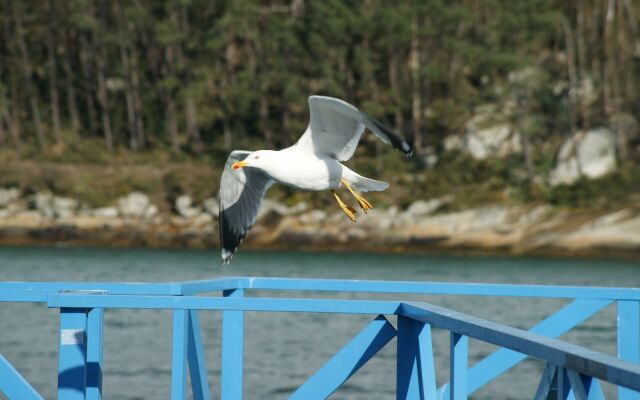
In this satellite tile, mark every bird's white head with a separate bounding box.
[231,150,274,171]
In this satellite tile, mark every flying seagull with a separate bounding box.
[218,95,413,264]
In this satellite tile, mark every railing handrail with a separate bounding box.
[220,276,640,300]
[3,276,640,300]
[41,291,640,392]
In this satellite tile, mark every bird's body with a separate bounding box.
[246,147,385,192]
[218,95,412,264]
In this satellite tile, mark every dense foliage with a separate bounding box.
[0,0,639,210]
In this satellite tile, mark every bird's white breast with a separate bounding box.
[264,148,342,191]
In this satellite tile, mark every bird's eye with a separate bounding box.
[254,155,260,159]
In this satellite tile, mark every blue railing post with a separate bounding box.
[618,300,640,400]
[397,316,422,399]
[171,309,188,400]
[221,288,244,400]
[85,307,103,400]
[57,307,89,400]
[187,310,211,400]
[397,316,436,400]
[450,333,467,400]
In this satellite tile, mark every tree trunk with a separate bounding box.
[13,4,45,147]
[561,17,578,134]
[166,97,180,152]
[184,93,202,152]
[388,45,403,135]
[61,37,81,144]
[2,110,21,150]
[114,0,138,150]
[259,96,273,148]
[130,45,145,148]
[223,118,232,151]
[410,14,422,152]
[46,0,62,144]
[79,34,97,135]
[95,46,114,151]
[162,44,180,152]
[121,42,138,150]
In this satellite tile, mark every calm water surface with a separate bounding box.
[0,247,638,399]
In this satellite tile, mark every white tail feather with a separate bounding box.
[348,175,389,192]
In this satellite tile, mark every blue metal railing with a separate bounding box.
[1,276,639,399]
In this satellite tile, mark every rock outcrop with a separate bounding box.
[1,188,639,259]
[444,104,521,160]
[549,128,617,186]
[116,192,158,219]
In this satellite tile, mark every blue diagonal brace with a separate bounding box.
[290,314,396,400]
[439,299,610,398]
[0,354,44,400]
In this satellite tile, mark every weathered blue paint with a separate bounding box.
[187,310,211,400]
[57,308,88,400]
[450,333,468,400]
[1,276,639,399]
[221,288,244,400]
[618,300,640,400]
[291,315,396,399]
[0,355,43,400]
[171,309,188,400]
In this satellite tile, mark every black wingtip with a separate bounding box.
[365,115,414,157]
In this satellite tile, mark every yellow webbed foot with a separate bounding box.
[331,190,357,222]
[356,196,373,213]
[340,179,373,214]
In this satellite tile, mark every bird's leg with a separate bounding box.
[340,179,373,213]
[331,190,357,222]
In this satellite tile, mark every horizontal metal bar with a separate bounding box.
[47,294,403,315]
[4,277,640,300]
[399,302,640,391]
[223,276,640,300]
[178,278,246,295]
[0,281,182,301]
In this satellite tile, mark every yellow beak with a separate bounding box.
[232,161,248,170]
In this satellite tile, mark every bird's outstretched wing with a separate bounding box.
[218,150,274,264]
[295,95,413,161]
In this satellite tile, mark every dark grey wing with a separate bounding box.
[218,150,274,264]
[295,96,413,161]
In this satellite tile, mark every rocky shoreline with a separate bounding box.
[1,188,639,260]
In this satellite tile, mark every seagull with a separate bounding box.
[218,95,413,264]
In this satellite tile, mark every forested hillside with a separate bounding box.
[1,0,639,210]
